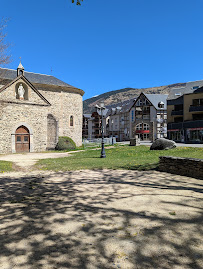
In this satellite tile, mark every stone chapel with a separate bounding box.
[0,63,84,153]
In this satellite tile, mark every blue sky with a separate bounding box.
[1,0,203,100]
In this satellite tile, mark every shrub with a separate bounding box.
[55,136,76,151]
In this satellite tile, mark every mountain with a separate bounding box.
[83,83,185,113]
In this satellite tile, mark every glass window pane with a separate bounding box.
[70,116,73,126]
[24,136,28,142]
[193,99,199,106]
[17,136,21,142]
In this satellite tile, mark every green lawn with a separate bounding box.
[0,161,13,173]
[37,145,203,171]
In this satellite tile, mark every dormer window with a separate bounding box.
[158,101,164,108]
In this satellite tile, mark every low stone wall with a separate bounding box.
[159,156,203,179]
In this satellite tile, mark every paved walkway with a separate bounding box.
[0,169,202,269]
[118,141,203,147]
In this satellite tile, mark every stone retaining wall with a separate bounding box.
[159,156,203,179]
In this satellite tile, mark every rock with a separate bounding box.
[150,138,176,150]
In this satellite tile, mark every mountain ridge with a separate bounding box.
[83,82,186,113]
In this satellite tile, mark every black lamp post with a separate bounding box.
[111,119,114,145]
[96,103,106,158]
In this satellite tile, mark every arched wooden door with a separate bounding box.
[15,126,30,153]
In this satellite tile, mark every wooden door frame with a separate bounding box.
[11,122,34,153]
[15,130,30,153]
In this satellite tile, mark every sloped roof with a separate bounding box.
[106,97,137,115]
[145,94,168,109]
[0,67,72,87]
[83,114,91,118]
[120,98,135,113]
[167,80,203,100]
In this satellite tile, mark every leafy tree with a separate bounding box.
[72,0,83,5]
[0,18,10,66]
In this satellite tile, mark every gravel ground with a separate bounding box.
[0,169,202,269]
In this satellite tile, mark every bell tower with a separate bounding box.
[17,58,24,76]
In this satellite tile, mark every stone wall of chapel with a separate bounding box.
[0,103,47,153]
[0,79,46,105]
[37,86,83,146]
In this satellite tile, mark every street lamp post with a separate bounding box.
[96,103,106,158]
[111,119,114,145]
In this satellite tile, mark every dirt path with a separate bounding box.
[0,169,202,269]
[0,151,82,171]
[0,147,114,171]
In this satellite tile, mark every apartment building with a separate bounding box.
[82,114,91,139]
[130,93,168,141]
[167,82,203,143]
[87,107,109,139]
[107,99,135,141]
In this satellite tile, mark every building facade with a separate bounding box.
[0,64,84,153]
[167,83,203,143]
[130,93,168,141]
[87,107,108,139]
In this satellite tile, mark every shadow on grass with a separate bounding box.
[0,170,202,268]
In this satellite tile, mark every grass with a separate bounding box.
[40,143,111,153]
[0,160,13,173]
[36,145,203,172]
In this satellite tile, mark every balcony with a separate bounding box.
[189,105,203,112]
[168,120,203,130]
[184,120,203,128]
[167,122,183,130]
[171,110,183,116]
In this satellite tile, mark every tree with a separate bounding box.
[0,18,10,66]
[72,0,83,5]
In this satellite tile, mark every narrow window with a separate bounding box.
[70,115,74,126]
[131,110,134,122]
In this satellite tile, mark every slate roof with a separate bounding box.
[0,67,72,87]
[106,97,137,116]
[83,114,91,118]
[145,94,168,110]
[167,80,203,100]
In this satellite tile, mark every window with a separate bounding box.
[143,123,149,130]
[131,110,134,122]
[174,104,183,111]
[70,116,74,126]
[192,99,203,106]
[136,123,142,130]
[174,117,183,123]
[24,136,29,142]
[158,102,164,108]
[143,106,150,114]
[143,133,149,140]
[192,86,199,90]
[192,114,203,121]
